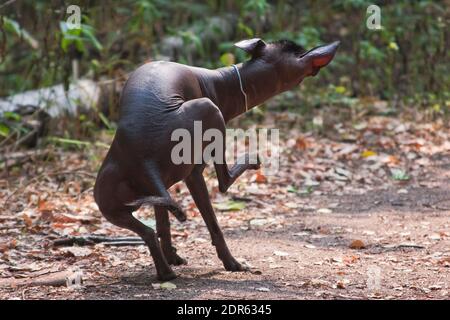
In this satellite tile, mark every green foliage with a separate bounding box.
[0,0,448,112]
[60,21,103,53]
[2,17,39,49]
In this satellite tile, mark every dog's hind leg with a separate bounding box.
[155,205,187,265]
[179,97,260,193]
[102,207,176,281]
[127,161,186,222]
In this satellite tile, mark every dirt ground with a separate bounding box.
[0,112,449,300]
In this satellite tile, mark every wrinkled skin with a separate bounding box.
[94,38,340,280]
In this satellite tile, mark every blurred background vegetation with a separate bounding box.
[0,0,449,145]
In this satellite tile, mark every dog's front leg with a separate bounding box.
[185,166,246,271]
[214,154,260,193]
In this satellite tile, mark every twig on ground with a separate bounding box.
[423,199,450,211]
[232,195,267,207]
[53,235,143,247]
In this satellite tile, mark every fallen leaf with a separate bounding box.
[249,218,269,226]
[53,213,96,224]
[429,233,441,241]
[284,202,298,209]
[293,232,310,237]
[151,283,161,290]
[309,278,330,288]
[60,247,92,257]
[254,171,267,184]
[437,257,450,267]
[273,250,289,257]
[349,240,366,249]
[343,255,359,264]
[22,214,33,228]
[295,137,308,150]
[214,201,246,211]
[391,168,410,181]
[38,199,55,214]
[336,279,350,289]
[335,167,352,179]
[160,282,177,290]
[361,150,377,158]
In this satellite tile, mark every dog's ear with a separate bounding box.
[234,38,266,57]
[301,41,340,68]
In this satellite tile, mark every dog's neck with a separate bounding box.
[195,61,281,122]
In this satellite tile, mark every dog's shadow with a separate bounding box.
[84,267,289,299]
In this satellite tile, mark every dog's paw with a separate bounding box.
[169,204,187,222]
[157,270,177,281]
[167,253,187,266]
[223,258,249,272]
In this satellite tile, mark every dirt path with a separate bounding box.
[2,184,448,300]
[1,114,449,300]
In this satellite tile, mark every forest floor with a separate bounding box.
[1,108,449,300]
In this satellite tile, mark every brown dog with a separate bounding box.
[94,38,339,280]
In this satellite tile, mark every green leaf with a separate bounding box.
[47,136,91,147]
[220,53,235,66]
[81,25,103,51]
[287,185,298,193]
[299,186,314,195]
[98,112,113,130]
[0,123,10,137]
[59,21,102,53]
[214,200,246,211]
[160,282,177,290]
[2,17,39,49]
[4,111,21,121]
[391,169,410,181]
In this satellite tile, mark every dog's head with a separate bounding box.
[235,38,340,90]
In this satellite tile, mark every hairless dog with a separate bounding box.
[94,38,340,280]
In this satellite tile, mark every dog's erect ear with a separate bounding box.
[302,41,340,68]
[234,38,266,56]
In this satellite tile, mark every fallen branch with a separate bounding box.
[423,199,450,211]
[103,241,145,246]
[382,243,425,250]
[0,270,82,288]
[53,235,144,247]
[232,195,267,207]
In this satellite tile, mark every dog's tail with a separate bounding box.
[126,196,186,222]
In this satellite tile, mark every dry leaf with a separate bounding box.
[60,247,92,257]
[349,240,366,249]
[254,171,267,183]
[273,250,289,257]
